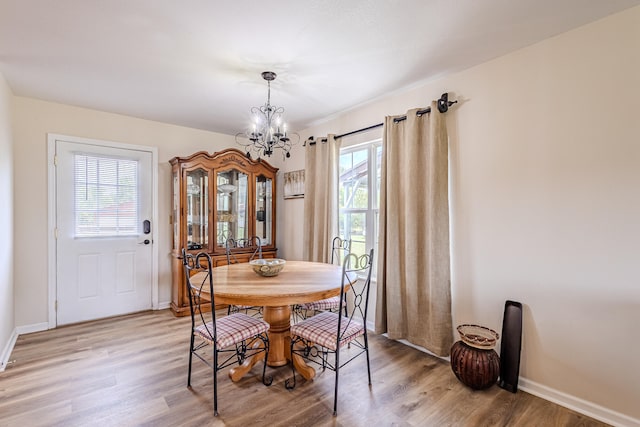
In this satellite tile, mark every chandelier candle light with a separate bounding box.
[236,71,299,160]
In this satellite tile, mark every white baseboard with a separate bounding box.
[519,378,639,427]
[382,335,638,427]
[396,337,451,362]
[1,321,51,371]
[156,301,170,310]
[0,328,19,372]
[366,319,375,333]
[16,322,49,335]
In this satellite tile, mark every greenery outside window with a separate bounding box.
[338,140,381,274]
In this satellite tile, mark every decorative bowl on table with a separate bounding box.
[249,258,286,277]
[456,324,499,350]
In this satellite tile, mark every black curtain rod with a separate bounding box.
[305,92,457,145]
[335,122,384,140]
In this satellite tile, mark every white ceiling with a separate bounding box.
[1,0,639,135]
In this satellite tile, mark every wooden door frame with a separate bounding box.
[46,133,159,328]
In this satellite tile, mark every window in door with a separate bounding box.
[74,154,139,237]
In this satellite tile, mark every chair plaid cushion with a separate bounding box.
[299,296,343,311]
[195,313,269,350]
[290,311,364,351]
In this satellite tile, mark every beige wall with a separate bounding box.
[11,98,236,326]
[0,72,14,367]
[278,7,640,424]
[6,5,640,423]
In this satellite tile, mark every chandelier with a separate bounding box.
[235,71,299,160]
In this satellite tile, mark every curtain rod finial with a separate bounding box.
[437,93,458,113]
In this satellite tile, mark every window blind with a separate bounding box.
[74,154,139,237]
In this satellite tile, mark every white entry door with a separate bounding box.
[55,139,154,325]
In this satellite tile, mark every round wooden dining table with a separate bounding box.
[195,260,354,382]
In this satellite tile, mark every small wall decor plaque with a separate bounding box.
[284,169,305,199]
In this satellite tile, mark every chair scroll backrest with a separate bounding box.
[337,248,374,345]
[182,248,216,340]
[330,237,351,266]
[225,236,263,265]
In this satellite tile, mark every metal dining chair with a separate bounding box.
[225,236,263,264]
[182,248,272,416]
[285,249,374,416]
[293,237,351,322]
[225,236,263,317]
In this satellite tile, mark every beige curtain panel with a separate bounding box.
[375,102,453,357]
[303,134,339,262]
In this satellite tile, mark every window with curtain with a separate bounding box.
[74,154,139,237]
[338,140,381,271]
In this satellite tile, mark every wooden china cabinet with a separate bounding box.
[169,148,278,316]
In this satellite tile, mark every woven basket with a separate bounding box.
[457,324,499,349]
[450,341,500,389]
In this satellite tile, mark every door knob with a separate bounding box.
[139,239,151,245]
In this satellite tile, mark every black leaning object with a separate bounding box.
[498,300,523,393]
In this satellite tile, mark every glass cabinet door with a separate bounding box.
[255,174,273,245]
[172,171,179,251]
[185,168,208,250]
[216,169,248,247]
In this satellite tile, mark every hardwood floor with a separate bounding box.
[1,310,608,427]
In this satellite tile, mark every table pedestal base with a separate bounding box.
[229,305,316,382]
[264,305,290,367]
[229,339,265,382]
